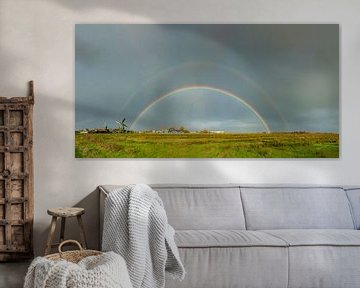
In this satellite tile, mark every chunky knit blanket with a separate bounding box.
[24,251,132,288]
[102,184,185,288]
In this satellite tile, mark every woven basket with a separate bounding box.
[45,240,102,263]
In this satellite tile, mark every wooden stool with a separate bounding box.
[45,207,87,255]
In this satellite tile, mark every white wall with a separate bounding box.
[1,0,360,256]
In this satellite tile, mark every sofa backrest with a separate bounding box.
[100,184,358,232]
[152,185,246,230]
[240,186,355,230]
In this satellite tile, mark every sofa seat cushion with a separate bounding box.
[166,246,289,288]
[262,229,360,246]
[260,230,360,288]
[175,230,288,248]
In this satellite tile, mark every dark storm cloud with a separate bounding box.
[75,24,339,132]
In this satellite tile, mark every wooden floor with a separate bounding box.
[0,261,30,288]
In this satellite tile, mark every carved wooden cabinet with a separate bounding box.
[0,81,34,261]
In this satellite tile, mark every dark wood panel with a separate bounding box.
[0,81,34,261]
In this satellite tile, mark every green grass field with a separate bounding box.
[75,132,339,158]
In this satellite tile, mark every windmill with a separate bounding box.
[116,118,128,133]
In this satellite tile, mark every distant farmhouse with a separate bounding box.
[76,127,226,134]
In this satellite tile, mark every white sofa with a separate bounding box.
[99,184,360,288]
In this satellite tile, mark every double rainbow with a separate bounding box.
[130,85,271,133]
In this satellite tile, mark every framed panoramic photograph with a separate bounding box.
[75,24,339,158]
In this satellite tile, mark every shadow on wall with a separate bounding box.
[55,0,155,12]
[0,43,32,95]
[72,188,100,250]
[52,0,206,20]
[31,94,74,256]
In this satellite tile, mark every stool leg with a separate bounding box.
[77,215,87,249]
[60,217,66,243]
[45,216,57,255]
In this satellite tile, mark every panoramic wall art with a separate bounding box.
[75,24,339,158]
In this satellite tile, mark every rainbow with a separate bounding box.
[130,85,271,133]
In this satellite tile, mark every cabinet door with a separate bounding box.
[0,102,33,261]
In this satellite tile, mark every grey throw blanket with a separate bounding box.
[102,184,185,288]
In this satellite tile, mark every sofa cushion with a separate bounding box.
[262,229,360,246]
[261,230,360,288]
[241,186,355,230]
[100,184,246,230]
[153,186,246,230]
[287,246,360,288]
[175,230,288,247]
[165,247,289,288]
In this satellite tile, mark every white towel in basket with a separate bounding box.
[24,251,133,288]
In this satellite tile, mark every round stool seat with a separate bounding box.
[47,207,85,218]
[45,207,88,255]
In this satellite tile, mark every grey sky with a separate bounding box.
[75,24,339,132]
